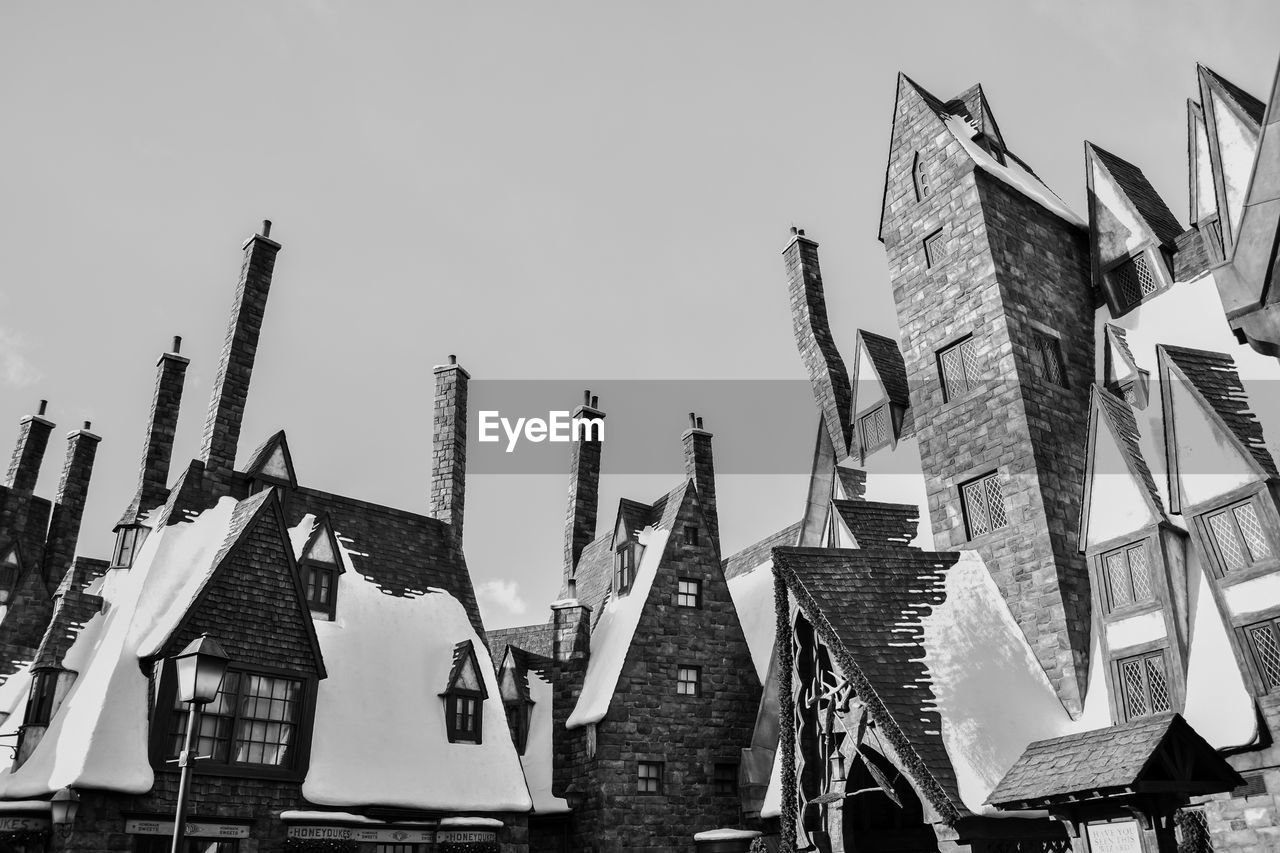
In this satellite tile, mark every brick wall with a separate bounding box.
[1196,694,1280,852]
[41,428,100,589]
[880,79,1094,713]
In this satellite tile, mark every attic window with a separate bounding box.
[615,543,637,595]
[676,665,702,697]
[913,153,930,201]
[442,641,487,744]
[498,656,533,755]
[111,525,147,569]
[859,405,891,456]
[1107,251,1162,311]
[676,578,702,609]
[300,519,345,620]
[303,561,338,614]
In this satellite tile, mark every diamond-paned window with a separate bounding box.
[1032,332,1066,386]
[924,230,946,268]
[1102,541,1153,612]
[1206,500,1275,574]
[939,337,981,402]
[1111,252,1160,309]
[1247,619,1280,691]
[859,406,891,455]
[961,472,1007,539]
[1119,651,1172,720]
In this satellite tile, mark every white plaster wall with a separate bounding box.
[1184,547,1258,748]
[1084,419,1159,548]
[1104,610,1166,651]
[1223,572,1280,618]
[1169,378,1259,506]
[1210,89,1260,238]
[1090,158,1149,260]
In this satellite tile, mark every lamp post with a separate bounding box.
[168,634,230,853]
[50,787,79,844]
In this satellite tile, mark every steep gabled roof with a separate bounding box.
[722,521,802,580]
[488,622,555,662]
[773,545,965,821]
[1200,65,1267,127]
[1160,344,1278,479]
[1103,324,1140,385]
[243,429,298,489]
[32,559,107,671]
[443,639,488,698]
[987,713,1243,808]
[945,83,1006,150]
[835,466,868,501]
[877,74,955,243]
[857,330,911,409]
[1078,385,1167,551]
[1087,143,1185,248]
[832,499,920,548]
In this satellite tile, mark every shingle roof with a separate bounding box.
[285,485,483,635]
[1093,386,1165,518]
[858,330,911,409]
[773,545,964,820]
[1104,324,1139,381]
[832,500,920,549]
[488,622,555,660]
[243,429,298,489]
[945,83,1005,149]
[721,521,802,580]
[1088,144,1185,248]
[836,467,868,501]
[987,713,1242,807]
[1161,345,1279,478]
[1201,65,1266,127]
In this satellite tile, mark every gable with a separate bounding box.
[244,430,298,489]
[878,74,957,245]
[1190,102,1219,223]
[258,445,291,480]
[162,496,324,679]
[853,339,888,413]
[1207,85,1261,240]
[1088,149,1160,264]
[446,641,486,695]
[1167,377,1262,508]
[1104,326,1139,385]
[301,517,341,566]
[1084,406,1160,548]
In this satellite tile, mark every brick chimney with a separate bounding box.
[5,401,54,495]
[431,355,469,540]
[199,221,281,489]
[682,413,719,554]
[41,423,100,588]
[564,391,604,587]
[784,228,853,459]
[120,337,189,526]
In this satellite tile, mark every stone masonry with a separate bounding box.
[879,76,1095,714]
[431,356,469,540]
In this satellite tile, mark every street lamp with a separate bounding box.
[168,634,230,853]
[50,787,79,840]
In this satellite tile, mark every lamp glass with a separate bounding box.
[50,788,79,826]
[172,636,231,704]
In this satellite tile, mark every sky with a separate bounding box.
[1,1,1278,629]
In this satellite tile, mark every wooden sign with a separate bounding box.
[1085,820,1142,853]
[286,825,435,843]
[126,819,249,839]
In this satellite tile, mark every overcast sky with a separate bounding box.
[2,1,1277,629]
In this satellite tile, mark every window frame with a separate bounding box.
[858,404,892,456]
[505,699,531,754]
[615,543,637,595]
[302,559,339,617]
[1099,540,1157,615]
[923,229,946,269]
[637,760,665,795]
[937,336,981,403]
[959,471,1008,540]
[1030,330,1067,388]
[913,152,930,202]
[446,691,484,744]
[676,664,702,697]
[683,525,699,547]
[24,669,59,727]
[1241,615,1280,695]
[1115,649,1174,721]
[112,525,148,569]
[1200,496,1277,581]
[712,761,739,797]
[1103,247,1171,316]
[676,578,702,609]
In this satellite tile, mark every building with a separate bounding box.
[488,402,763,852]
[0,224,534,852]
[749,56,1280,852]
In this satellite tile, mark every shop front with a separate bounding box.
[0,807,51,853]
[281,813,503,853]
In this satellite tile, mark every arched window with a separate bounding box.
[913,153,930,201]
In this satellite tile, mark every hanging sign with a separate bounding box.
[1085,820,1142,853]
[437,830,498,843]
[286,825,435,843]
[0,817,50,832]
[126,819,250,838]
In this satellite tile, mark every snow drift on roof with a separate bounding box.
[726,559,776,682]
[566,525,670,729]
[521,667,569,814]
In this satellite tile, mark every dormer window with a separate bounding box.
[111,525,147,569]
[974,133,1006,165]
[1103,248,1172,315]
[615,543,637,595]
[442,641,487,744]
[298,516,344,620]
[0,544,20,604]
[912,152,931,201]
[859,405,891,456]
[498,654,534,755]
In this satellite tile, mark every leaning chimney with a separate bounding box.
[784,227,853,459]
[682,412,719,554]
[5,401,54,495]
[564,391,605,587]
[431,355,469,540]
[118,337,189,527]
[199,221,281,489]
[41,423,101,588]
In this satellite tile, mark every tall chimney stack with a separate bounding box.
[431,355,469,541]
[564,390,605,586]
[5,402,54,495]
[199,221,281,488]
[41,424,101,588]
[682,412,719,554]
[119,339,189,527]
[784,228,853,459]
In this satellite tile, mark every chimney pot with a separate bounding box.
[38,400,47,417]
[798,228,805,236]
[591,395,598,408]
[449,354,457,365]
[172,335,182,354]
[83,421,91,431]
[696,416,704,430]
[262,220,272,238]
[688,412,697,428]
[790,226,798,235]
[583,390,591,406]
[567,577,577,598]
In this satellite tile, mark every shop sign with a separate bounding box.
[0,817,50,832]
[126,819,250,838]
[437,830,498,843]
[1085,820,1142,853]
[286,825,435,843]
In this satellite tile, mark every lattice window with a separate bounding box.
[939,337,981,402]
[1246,619,1280,691]
[677,665,701,696]
[1206,500,1275,573]
[1119,651,1172,720]
[924,230,946,268]
[859,405,891,454]
[1032,332,1066,386]
[962,472,1007,539]
[1110,251,1160,309]
[637,760,664,794]
[1175,807,1214,852]
[1103,541,1154,611]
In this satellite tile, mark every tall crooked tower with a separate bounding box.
[878,76,1096,713]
